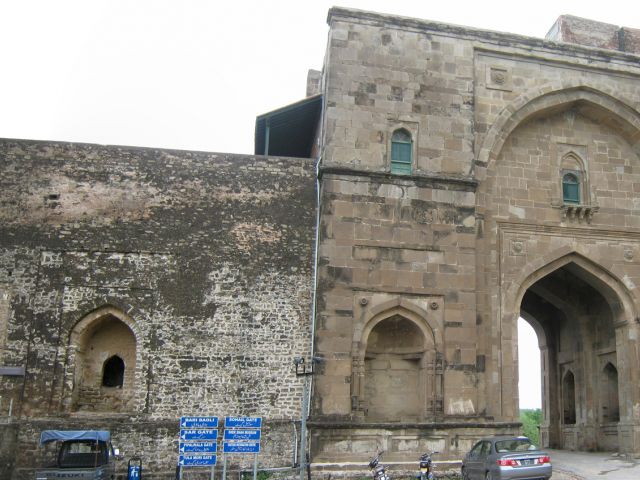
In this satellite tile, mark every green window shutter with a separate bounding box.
[562,174,580,204]
[391,141,412,175]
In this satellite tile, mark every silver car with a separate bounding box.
[461,436,552,480]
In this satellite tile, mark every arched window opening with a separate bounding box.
[601,363,619,423]
[562,370,576,424]
[390,129,412,175]
[562,173,580,204]
[102,355,125,388]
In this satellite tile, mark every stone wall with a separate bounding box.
[0,139,317,478]
[314,6,640,459]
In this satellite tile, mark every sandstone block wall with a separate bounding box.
[314,6,640,458]
[0,139,317,477]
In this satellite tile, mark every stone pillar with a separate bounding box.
[616,322,640,453]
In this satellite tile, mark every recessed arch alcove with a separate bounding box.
[352,301,443,422]
[66,305,138,413]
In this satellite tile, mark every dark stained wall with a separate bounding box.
[0,139,317,478]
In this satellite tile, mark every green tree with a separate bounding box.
[520,408,542,445]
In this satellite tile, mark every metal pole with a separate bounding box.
[222,454,227,480]
[299,375,309,480]
[211,464,215,480]
[253,453,258,480]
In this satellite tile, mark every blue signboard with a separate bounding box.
[180,429,218,441]
[224,429,261,441]
[179,441,217,453]
[223,441,261,453]
[225,416,262,428]
[127,465,141,480]
[179,454,217,466]
[180,416,219,428]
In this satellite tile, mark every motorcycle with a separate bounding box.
[418,451,439,480]
[368,451,391,480]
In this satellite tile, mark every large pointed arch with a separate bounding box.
[476,83,640,172]
[505,250,638,327]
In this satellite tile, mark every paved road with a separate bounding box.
[548,449,640,480]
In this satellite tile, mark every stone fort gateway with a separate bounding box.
[2,6,640,479]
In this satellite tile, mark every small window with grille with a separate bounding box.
[390,129,412,175]
[562,172,580,204]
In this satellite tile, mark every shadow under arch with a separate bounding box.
[356,298,443,353]
[476,83,640,171]
[64,304,140,413]
[506,250,637,327]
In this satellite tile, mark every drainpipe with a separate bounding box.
[300,87,326,477]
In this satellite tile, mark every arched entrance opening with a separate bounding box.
[517,257,624,451]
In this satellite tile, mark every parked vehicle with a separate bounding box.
[368,451,390,480]
[35,430,122,480]
[461,436,551,480]
[418,451,439,480]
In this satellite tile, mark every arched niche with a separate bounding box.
[352,301,443,421]
[562,370,576,425]
[67,305,138,413]
[601,362,620,423]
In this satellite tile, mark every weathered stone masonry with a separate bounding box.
[311,7,640,462]
[0,140,316,478]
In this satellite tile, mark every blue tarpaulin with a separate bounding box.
[40,430,110,445]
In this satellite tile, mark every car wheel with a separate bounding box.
[461,467,469,480]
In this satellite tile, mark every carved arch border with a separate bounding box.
[475,82,640,173]
[354,297,443,356]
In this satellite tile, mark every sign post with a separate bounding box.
[178,416,219,480]
[222,417,262,480]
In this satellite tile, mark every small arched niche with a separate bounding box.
[70,306,137,412]
[563,370,576,425]
[364,314,433,421]
[601,362,620,423]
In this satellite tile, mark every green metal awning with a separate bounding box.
[254,94,322,158]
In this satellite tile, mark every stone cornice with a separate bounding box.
[319,166,478,191]
[327,7,640,68]
[498,220,640,240]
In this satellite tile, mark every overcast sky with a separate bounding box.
[0,0,636,155]
[2,0,633,409]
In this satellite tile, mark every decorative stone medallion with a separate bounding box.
[486,65,512,91]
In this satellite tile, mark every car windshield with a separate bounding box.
[58,440,108,468]
[495,439,537,453]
